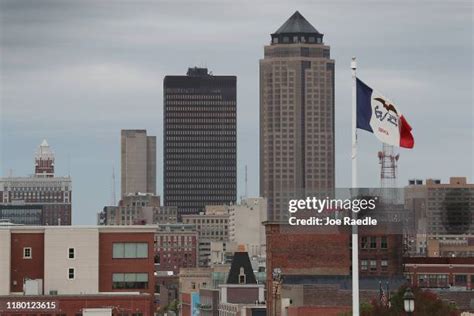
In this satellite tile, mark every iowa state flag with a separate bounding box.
[357,78,414,148]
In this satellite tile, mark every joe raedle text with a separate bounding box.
[289,216,377,226]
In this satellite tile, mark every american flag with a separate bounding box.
[379,281,389,307]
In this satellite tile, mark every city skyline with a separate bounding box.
[1,1,472,224]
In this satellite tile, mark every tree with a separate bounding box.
[340,286,460,316]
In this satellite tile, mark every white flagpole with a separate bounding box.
[351,56,360,316]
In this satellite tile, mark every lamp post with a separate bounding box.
[272,268,282,316]
[403,287,415,316]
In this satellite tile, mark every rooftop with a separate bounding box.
[273,11,320,35]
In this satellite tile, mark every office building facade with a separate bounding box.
[163,67,237,216]
[121,129,156,197]
[260,11,335,221]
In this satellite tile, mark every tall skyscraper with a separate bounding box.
[163,67,237,216]
[121,130,156,197]
[260,11,335,221]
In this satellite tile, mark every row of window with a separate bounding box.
[5,186,69,191]
[166,112,236,117]
[165,94,222,100]
[361,236,388,249]
[165,129,237,135]
[165,149,236,153]
[112,243,148,259]
[166,143,236,148]
[112,273,148,289]
[360,259,388,271]
[23,247,75,259]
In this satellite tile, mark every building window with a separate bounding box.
[360,260,368,271]
[112,273,149,289]
[360,237,368,249]
[68,268,75,280]
[369,260,377,271]
[23,247,32,259]
[113,243,148,258]
[239,267,246,284]
[381,260,388,270]
[68,248,75,259]
[454,274,467,286]
[370,237,377,249]
[381,236,388,249]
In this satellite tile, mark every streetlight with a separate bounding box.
[272,268,283,316]
[403,287,415,315]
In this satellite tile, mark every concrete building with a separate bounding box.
[405,177,474,236]
[0,140,72,225]
[405,177,474,257]
[0,225,156,315]
[426,235,474,257]
[260,11,335,221]
[98,196,177,226]
[121,129,156,197]
[404,257,474,290]
[155,223,198,274]
[182,207,230,267]
[163,67,237,216]
[228,197,267,258]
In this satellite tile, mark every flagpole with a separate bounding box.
[351,56,360,316]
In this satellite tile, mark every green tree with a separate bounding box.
[339,286,460,316]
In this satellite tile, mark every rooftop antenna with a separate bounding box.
[67,153,71,177]
[245,165,248,199]
[378,143,400,203]
[111,165,117,206]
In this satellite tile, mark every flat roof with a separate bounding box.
[0,225,158,233]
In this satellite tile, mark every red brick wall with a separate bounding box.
[10,233,44,292]
[99,232,155,295]
[358,234,404,276]
[181,292,191,316]
[0,294,152,316]
[226,287,259,304]
[156,233,198,274]
[265,224,350,316]
[287,306,351,316]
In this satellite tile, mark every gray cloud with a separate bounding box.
[1,0,472,224]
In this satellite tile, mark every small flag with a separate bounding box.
[356,78,414,148]
[379,281,388,306]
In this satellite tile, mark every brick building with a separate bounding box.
[0,225,156,315]
[265,222,350,315]
[404,257,474,290]
[155,223,198,274]
[0,140,72,226]
[358,224,404,277]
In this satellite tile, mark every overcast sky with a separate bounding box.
[1,0,472,224]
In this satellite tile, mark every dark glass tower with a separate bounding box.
[163,68,237,216]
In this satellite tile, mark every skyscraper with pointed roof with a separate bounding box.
[260,11,335,221]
